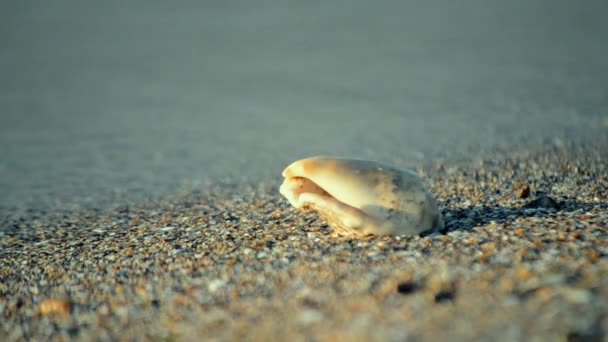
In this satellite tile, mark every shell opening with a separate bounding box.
[279,176,334,208]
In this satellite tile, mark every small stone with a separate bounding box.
[434,290,455,303]
[208,279,226,293]
[396,282,418,294]
[584,248,601,263]
[256,251,267,258]
[562,288,592,304]
[516,184,531,199]
[297,309,323,325]
[522,196,560,210]
[515,267,532,281]
[38,298,72,318]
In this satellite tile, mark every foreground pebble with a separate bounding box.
[1,144,607,341]
[38,298,72,318]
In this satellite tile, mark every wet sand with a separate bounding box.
[2,142,606,341]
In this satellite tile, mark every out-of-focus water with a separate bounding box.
[1,0,607,211]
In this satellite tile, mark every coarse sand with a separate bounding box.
[1,142,607,341]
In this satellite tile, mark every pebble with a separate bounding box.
[516,184,531,199]
[38,298,72,318]
[298,309,324,325]
[523,195,561,210]
[207,279,227,293]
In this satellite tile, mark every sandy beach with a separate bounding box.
[1,0,607,340]
[2,142,607,341]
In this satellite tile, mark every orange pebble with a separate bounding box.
[38,298,72,317]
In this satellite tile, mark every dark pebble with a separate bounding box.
[522,195,561,210]
[434,290,455,303]
[396,282,418,294]
[517,184,531,199]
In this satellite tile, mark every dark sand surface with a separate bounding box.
[1,1,608,341]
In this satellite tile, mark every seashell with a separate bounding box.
[280,157,443,236]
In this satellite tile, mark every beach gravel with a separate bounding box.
[1,143,607,341]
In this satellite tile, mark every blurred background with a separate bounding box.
[1,0,607,212]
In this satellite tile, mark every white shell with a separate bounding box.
[280,157,443,236]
